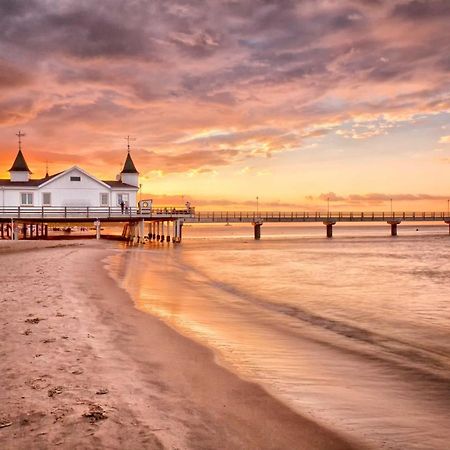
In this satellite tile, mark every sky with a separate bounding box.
[0,0,449,211]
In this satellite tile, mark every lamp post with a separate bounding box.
[256,196,259,216]
[390,198,393,217]
[327,197,330,217]
[447,199,449,218]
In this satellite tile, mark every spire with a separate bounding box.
[121,151,139,174]
[9,150,32,173]
[9,130,32,173]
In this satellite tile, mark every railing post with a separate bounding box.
[65,207,67,218]
[87,206,89,218]
[42,206,44,219]
[18,206,21,219]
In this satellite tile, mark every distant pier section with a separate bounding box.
[1,206,450,241]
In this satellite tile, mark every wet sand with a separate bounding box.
[0,240,363,449]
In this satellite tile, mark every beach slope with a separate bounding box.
[0,241,362,449]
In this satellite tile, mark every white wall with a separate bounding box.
[1,168,137,207]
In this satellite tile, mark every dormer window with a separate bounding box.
[70,176,81,181]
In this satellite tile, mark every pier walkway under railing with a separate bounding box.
[0,206,450,241]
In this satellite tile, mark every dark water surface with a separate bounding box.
[106,224,450,450]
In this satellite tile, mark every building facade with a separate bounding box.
[0,150,139,208]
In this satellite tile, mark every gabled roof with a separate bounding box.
[0,172,61,187]
[39,166,113,189]
[121,152,139,174]
[9,150,32,173]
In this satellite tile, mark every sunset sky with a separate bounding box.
[0,0,449,210]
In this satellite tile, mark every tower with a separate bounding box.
[120,151,139,187]
[120,136,139,187]
[9,131,32,182]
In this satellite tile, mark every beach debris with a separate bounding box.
[61,336,69,340]
[95,388,109,395]
[48,386,64,397]
[71,369,84,375]
[56,312,65,317]
[0,418,12,429]
[82,405,108,423]
[42,338,56,344]
[25,318,43,325]
[22,329,32,335]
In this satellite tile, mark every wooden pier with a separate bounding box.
[1,207,450,241]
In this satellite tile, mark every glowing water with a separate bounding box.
[107,224,450,450]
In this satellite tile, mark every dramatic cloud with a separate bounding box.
[0,0,449,206]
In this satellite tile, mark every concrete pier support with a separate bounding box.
[138,219,145,243]
[323,221,336,238]
[95,220,101,240]
[156,222,160,240]
[445,221,450,235]
[173,219,183,243]
[252,221,263,240]
[388,221,401,237]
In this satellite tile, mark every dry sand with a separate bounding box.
[0,240,363,449]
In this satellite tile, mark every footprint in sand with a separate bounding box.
[25,318,44,325]
[48,386,64,398]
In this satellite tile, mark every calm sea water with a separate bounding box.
[106,224,450,450]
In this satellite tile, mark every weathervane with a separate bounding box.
[125,135,136,152]
[16,130,26,151]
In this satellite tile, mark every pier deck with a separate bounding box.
[1,207,449,240]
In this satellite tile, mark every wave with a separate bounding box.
[170,255,450,384]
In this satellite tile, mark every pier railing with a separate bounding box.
[191,211,450,222]
[0,206,193,220]
[0,207,449,223]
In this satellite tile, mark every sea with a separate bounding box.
[106,223,450,450]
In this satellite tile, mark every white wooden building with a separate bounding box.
[0,148,139,208]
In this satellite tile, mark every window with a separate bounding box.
[100,193,109,206]
[20,192,33,206]
[70,176,81,181]
[42,193,51,206]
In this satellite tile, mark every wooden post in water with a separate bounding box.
[160,221,165,242]
[156,221,160,241]
[166,221,170,242]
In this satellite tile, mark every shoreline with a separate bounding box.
[0,240,364,449]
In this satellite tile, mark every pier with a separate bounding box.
[1,206,450,241]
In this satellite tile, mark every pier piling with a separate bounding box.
[252,221,263,240]
[388,221,401,237]
[323,221,336,238]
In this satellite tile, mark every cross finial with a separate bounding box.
[16,130,26,151]
[125,135,136,152]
